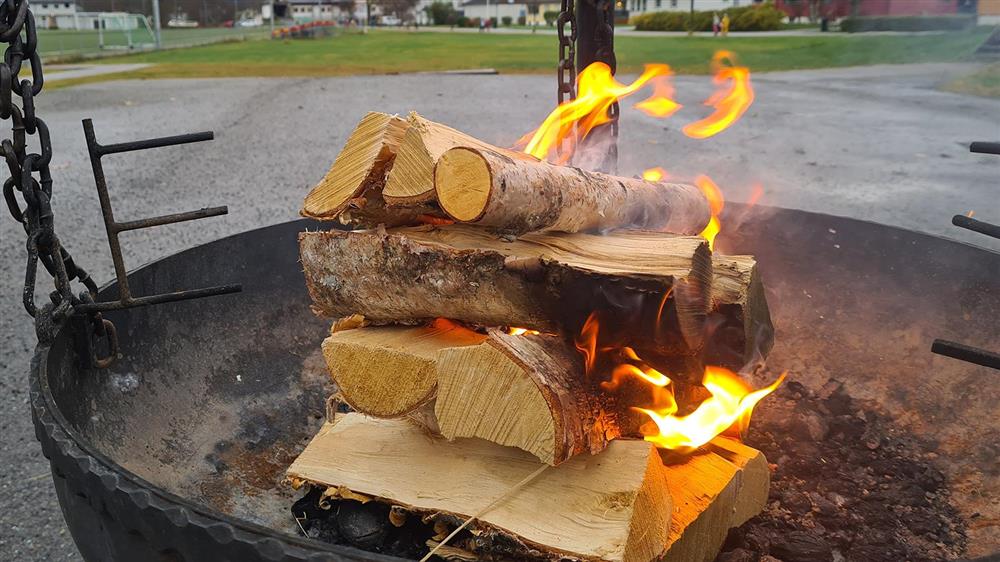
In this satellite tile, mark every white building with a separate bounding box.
[287,0,347,22]
[625,0,756,18]
[461,0,559,25]
[32,3,141,30]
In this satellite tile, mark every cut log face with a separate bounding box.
[301,112,408,220]
[382,112,532,205]
[321,321,485,418]
[659,438,770,562]
[706,255,774,369]
[288,414,674,562]
[299,225,714,360]
[435,329,621,466]
[434,146,711,236]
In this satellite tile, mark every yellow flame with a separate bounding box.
[638,367,786,452]
[683,51,755,140]
[694,175,725,251]
[521,63,680,163]
[507,327,541,336]
[642,167,669,182]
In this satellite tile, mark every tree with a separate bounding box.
[425,1,458,25]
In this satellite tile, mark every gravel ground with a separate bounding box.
[1,63,997,561]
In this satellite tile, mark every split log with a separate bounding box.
[382,112,533,205]
[299,225,714,360]
[660,438,770,562]
[435,329,622,466]
[434,146,711,235]
[321,320,485,418]
[288,414,674,562]
[301,112,408,220]
[706,255,774,369]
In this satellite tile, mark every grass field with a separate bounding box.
[47,27,994,87]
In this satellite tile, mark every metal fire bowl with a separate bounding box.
[30,206,1000,561]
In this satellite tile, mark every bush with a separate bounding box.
[425,1,459,25]
[501,16,512,26]
[631,2,783,32]
[839,15,975,33]
[517,15,526,25]
[543,10,559,26]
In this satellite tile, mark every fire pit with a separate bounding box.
[30,205,999,561]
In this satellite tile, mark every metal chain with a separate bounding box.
[556,0,576,107]
[1,0,115,364]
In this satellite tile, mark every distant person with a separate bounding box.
[479,18,485,32]
[721,13,730,37]
[712,12,720,37]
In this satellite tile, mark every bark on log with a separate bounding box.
[299,225,714,361]
[287,414,674,562]
[435,329,622,466]
[321,320,485,418]
[706,255,774,370]
[383,112,533,205]
[434,146,711,235]
[301,112,408,220]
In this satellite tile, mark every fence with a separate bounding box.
[38,26,272,60]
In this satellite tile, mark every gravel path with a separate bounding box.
[1,63,997,561]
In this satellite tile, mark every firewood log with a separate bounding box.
[435,329,623,466]
[287,414,674,562]
[321,321,485,418]
[660,438,770,562]
[707,255,774,369]
[434,146,711,235]
[382,112,533,205]
[301,112,408,220]
[299,225,714,361]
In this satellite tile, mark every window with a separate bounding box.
[655,0,660,7]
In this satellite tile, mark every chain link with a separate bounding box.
[1,0,114,364]
[593,0,618,171]
[556,0,576,107]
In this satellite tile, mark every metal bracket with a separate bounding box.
[930,141,999,371]
[75,118,241,314]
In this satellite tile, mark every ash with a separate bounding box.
[717,379,968,562]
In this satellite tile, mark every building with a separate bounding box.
[774,0,974,20]
[980,0,1000,23]
[286,0,349,22]
[625,0,761,18]
[31,2,142,30]
[461,0,561,25]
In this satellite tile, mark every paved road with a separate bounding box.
[1,63,997,561]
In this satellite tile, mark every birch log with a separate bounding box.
[434,146,711,235]
[299,225,714,359]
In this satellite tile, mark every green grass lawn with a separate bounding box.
[48,27,991,86]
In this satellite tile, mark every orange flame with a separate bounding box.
[507,327,541,336]
[683,51,755,140]
[967,210,975,218]
[520,63,680,163]
[634,71,682,118]
[642,167,669,182]
[637,367,785,451]
[695,175,725,251]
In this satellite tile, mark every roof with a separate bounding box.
[462,0,553,6]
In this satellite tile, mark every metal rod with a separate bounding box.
[952,214,1000,240]
[932,339,1000,370]
[83,118,133,302]
[76,284,243,313]
[97,131,214,156]
[115,206,229,233]
[970,141,1000,155]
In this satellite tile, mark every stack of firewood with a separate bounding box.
[287,111,775,562]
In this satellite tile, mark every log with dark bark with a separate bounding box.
[435,329,623,466]
[706,254,774,369]
[299,225,714,363]
[434,146,711,235]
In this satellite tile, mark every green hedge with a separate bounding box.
[839,15,976,32]
[631,2,784,32]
